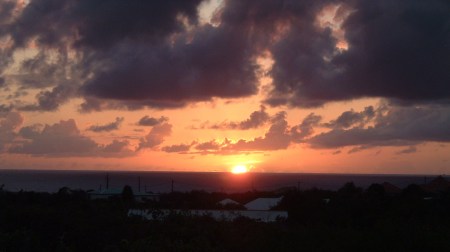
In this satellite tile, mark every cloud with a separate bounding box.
[266,0,450,107]
[137,116,168,127]
[3,0,202,49]
[323,106,375,129]
[0,1,15,25]
[219,112,290,151]
[195,139,226,151]
[87,117,124,132]
[1,0,261,110]
[101,140,134,157]
[291,113,322,142]
[18,124,43,139]
[166,111,322,154]
[16,52,72,89]
[0,111,23,151]
[347,145,376,154]
[396,146,417,155]
[19,85,77,111]
[207,105,270,130]
[1,0,449,111]
[10,119,134,157]
[165,103,450,154]
[222,111,321,152]
[10,119,97,155]
[81,23,259,106]
[138,123,172,150]
[0,104,13,113]
[162,143,194,153]
[309,105,450,149]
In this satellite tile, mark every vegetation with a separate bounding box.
[1,182,450,251]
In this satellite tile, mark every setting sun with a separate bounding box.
[231,165,248,174]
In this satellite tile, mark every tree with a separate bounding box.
[122,185,134,202]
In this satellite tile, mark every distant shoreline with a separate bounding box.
[0,169,442,194]
[0,168,444,177]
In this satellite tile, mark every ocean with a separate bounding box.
[0,169,439,193]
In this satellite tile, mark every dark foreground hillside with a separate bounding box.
[1,182,450,251]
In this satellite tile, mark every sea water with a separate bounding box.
[0,169,438,193]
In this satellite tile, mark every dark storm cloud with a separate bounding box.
[137,116,168,127]
[267,0,450,107]
[4,0,258,108]
[78,98,187,113]
[0,1,15,25]
[4,0,201,49]
[87,117,124,132]
[0,0,222,109]
[1,0,450,110]
[309,105,450,149]
[81,24,259,104]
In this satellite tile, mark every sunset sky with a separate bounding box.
[0,0,449,174]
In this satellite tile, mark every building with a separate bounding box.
[244,197,283,210]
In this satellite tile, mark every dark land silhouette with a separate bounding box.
[1,176,450,251]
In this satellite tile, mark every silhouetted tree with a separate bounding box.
[122,185,134,202]
[366,183,386,200]
[338,182,362,198]
[402,184,425,200]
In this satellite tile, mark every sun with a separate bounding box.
[231,165,248,174]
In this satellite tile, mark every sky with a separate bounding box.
[0,0,449,174]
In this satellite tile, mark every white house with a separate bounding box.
[244,197,283,210]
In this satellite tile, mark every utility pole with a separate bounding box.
[138,176,141,192]
[106,173,109,189]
